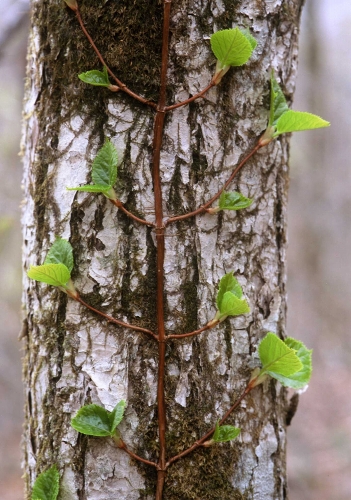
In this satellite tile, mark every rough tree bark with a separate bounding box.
[21,0,304,499]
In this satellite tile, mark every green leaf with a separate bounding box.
[217,272,243,309]
[218,191,253,211]
[44,238,74,273]
[71,404,113,437]
[269,338,312,389]
[213,422,241,443]
[219,291,250,319]
[210,28,254,68]
[67,184,112,193]
[27,263,71,288]
[274,110,330,136]
[268,72,289,128]
[91,140,118,187]
[109,400,126,433]
[258,332,303,378]
[78,66,110,87]
[31,465,60,500]
[241,29,257,50]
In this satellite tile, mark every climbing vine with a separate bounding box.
[27,0,328,498]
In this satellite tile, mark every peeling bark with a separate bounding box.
[22,0,304,498]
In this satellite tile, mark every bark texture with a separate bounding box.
[22,0,304,498]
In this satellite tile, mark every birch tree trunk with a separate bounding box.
[22,0,304,498]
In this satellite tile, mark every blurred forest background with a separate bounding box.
[0,0,350,499]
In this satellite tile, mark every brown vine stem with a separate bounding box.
[117,440,158,469]
[166,381,254,468]
[165,80,216,111]
[153,1,172,498]
[71,294,157,340]
[165,141,263,226]
[167,320,220,340]
[109,199,155,227]
[75,6,157,109]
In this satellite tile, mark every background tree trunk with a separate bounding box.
[22,0,304,498]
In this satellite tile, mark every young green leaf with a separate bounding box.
[91,140,118,187]
[268,72,289,128]
[215,272,250,321]
[71,401,126,437]
[218,191,253,211]
[78,66,110,87]
[44,238,74,273]
[67,141,118,199]
[109,400,126,433]
[27,263,71,288]
[218,291,250,319]
[31,465,60,500]
[211,28,255,68]
[213,422,241,443]
[67,184,117,200]
[258,332,303,378]
[268,337,312,389]
[216,272,243,308]
[71,404,113,437]
[274,110,330,136]
[240,29,257,51]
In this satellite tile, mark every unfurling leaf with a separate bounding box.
[67,140,118,199]
[268,72,289,128]
[27,263,71,288]
[213,422,241,443]
[261,72,330,145]
[218,191,253,211]
[258,332,303,378]
[215,272,250,321]
[44,237,74,272]
[71,400,126,437]
[78,66,110,87]
[91,140,118,187]
[109,400,126,433]
[31,465,60,500]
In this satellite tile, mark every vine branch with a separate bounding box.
[165,81,216,111]
[165,141,263,225]
[110,199,155,227]
[75,6,157,109]
[167,320,220,340]
[118,440,158,469]
[166,381,253,468]
[71,293,157,340]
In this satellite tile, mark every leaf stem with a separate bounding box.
[165,141,263,225]
[75,7,157,109]
[71,293,157,340]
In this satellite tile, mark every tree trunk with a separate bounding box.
[22,0,304,499]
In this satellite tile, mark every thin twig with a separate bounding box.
[73,294,157,340]
[75,7,157,109]
[110,199,155,227]
[165,81,216,111]
[167,320,219,340]
[166,382,253,468]
[165,142,263,225]
[118,440,158,469]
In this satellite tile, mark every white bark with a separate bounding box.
[22,0,304,498]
